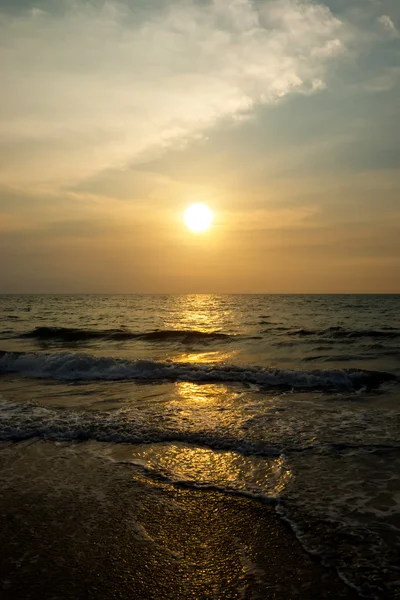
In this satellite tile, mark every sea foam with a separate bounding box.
[0,350,395,391]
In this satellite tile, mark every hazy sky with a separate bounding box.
[1,0,399,293]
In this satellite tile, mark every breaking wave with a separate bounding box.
[0,350,396,391]
[0,398,397,455]
[0,399,273,447]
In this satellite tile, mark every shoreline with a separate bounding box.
[0,440,359,599]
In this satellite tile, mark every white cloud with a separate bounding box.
[0,0,348,187]
[378,14,399,36]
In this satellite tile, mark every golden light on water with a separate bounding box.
[184,203,213,233]
[116,442,293,498]
[168,294,235,333]
[176,381,235,403]
[173,351,235,364]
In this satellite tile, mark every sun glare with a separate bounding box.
[184,203,213,233]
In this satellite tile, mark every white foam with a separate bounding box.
[0,351,393,391]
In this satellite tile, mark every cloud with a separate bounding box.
[0,0,349,187]
[378,14,399,37]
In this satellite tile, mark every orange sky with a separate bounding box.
[0,0,399,293]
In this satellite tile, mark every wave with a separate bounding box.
[0,350,396,391]
[303,349,400,362]
[19,326,233,344]
[13,325,400,345]
[0,398,272,447]
[1,399,400,456]
[289,326,400,340]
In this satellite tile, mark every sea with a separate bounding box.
[0,294,399,598]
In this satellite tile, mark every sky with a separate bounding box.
[0,0,399,293]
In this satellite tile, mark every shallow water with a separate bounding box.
[0,294,399,598]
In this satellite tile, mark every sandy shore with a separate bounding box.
[0,441,358,599]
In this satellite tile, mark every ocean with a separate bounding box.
[1,294,399,598]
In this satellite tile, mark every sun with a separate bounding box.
[184,203,213,233]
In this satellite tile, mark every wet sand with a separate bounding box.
[0,441,358,599]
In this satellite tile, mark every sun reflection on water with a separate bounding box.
[172,350,235,364]
[166,294,237,334]
[177,381,222,403]
[121,442,293,499]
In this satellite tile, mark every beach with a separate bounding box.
[0,440,359,600]
[0,294,399,598]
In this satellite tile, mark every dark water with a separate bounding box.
[1,294,399,598]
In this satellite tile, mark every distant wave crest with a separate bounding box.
[288,326,400,339]
[20,326,233,344]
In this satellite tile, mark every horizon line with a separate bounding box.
[1,292,399,296]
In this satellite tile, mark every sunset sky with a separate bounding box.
[1,0,399,293]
